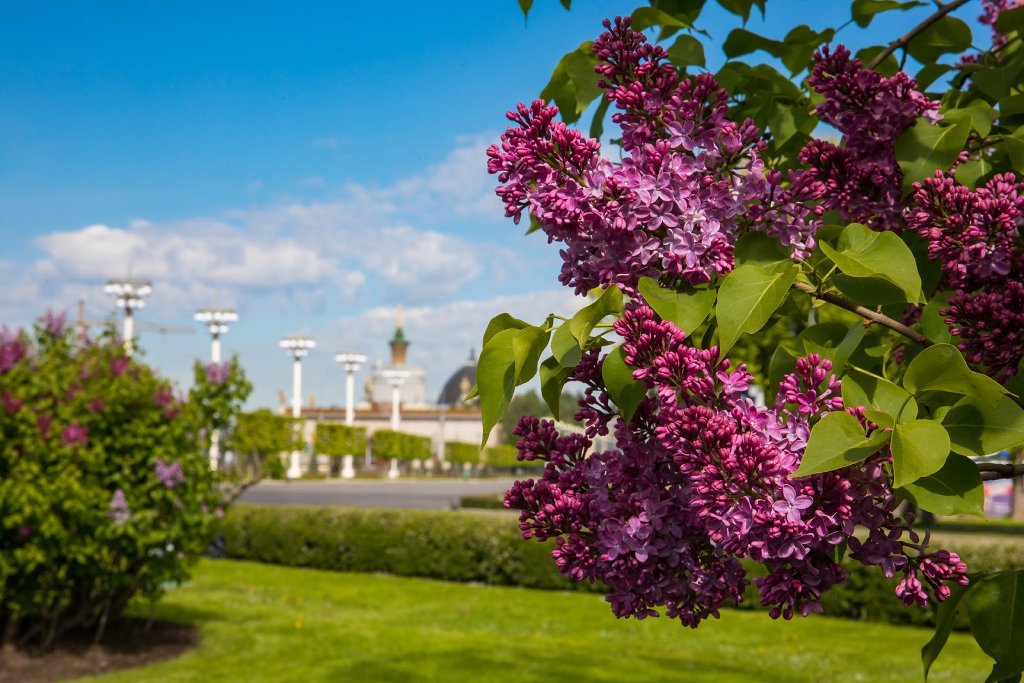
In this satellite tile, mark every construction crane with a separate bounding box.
[74,298,194,348]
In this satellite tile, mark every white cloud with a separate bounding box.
[391,133,500,223]
[2,134,564,410]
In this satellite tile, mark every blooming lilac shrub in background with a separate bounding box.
[480,3,1024,677]
[0,317,221,649]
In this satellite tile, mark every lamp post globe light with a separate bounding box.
[104,278,152,356]
[334,351,367,480]
[280,335,315,480]
[195,307,239,471]
[381,369,410,480]
[195,307,238,363]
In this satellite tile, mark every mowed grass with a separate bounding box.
[78,559,991,683]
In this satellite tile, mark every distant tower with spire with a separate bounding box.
[389,304,409,366]
[366,305,428,409]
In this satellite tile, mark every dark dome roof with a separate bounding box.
[437,350,477,406]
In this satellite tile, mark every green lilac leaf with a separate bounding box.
[942,395,1024,457]
[895,117,972,191]
[483,313,528,347]
[903,343,1006,405]
[891,419,951,488]
[899,453,983,516]
[818,223,921,303]
[637,277,716,335]
[842,372,918,420]
[968,572,1024,680]
[921,582,971,680]
[551,323,582,369]
[668,34,706,68]
[539,356,573,421]
[512,325,551,387]
[478,328,519,447]
[793,411,890,477]
[569,286,623,346]
[851,0,924,28]
[716,262,798,356]
[601,344,647,423]
[906,16,972,63]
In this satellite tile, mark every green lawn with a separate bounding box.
[78,559,991,683]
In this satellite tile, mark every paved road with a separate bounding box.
[237,478,518,510]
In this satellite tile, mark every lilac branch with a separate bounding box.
[867,0,973,71]
[791,281,932,347]
[978,463,1024,481]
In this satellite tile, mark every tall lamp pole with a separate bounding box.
[104,278,152,356]
[195,308,238,363]
[280,335,315,480]
[381,369,409,479]
[334,351,366,479]
[195,308,239,470]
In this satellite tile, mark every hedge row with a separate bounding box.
[214,504,1024,629]
[315,423,367,458]
[444,441,542,468]
[217,504,575,590]
[444,441,480,464]
[371,429,432,461]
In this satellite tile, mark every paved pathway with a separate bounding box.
[237,478,517,510]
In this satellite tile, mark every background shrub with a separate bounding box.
[444,441,480,465]
[483,443,543,469]
[229,410,298,480]
[372,429,432,461]
[0,317,221,649]
[315,423,367,460]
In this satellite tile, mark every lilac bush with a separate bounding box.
[0,316,222,649]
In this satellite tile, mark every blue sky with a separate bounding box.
[0,1,986,409]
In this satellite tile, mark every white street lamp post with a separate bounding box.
[195,307,238,363]
[334,351,366,479]
[195,308,239,470]
[382,369,410,479]
[280,336,315,480]
[104,278,152,356]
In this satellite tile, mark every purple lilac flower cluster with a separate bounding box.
[486,17,821,295]
[797,46,940,231]
[154,458,185,488]
[961,0,1024,65]
[909,171,1024,379]
[0,329,26,374]
[108,489,131,525]
[505,308,967,625]
[61,422,89,447]
[204,361,231,385]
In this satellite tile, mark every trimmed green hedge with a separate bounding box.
[460,495,506,510]
[372,429,432,461]
[215,504,1024,630]
[218,504,575,590]
[483,443,542,468]
[315,423,367,458]
[445,441,480,464]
